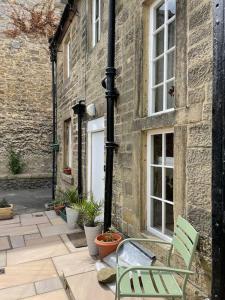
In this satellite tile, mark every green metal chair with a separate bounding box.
[115,216,199,300]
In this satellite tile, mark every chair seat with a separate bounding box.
[117,267,183,298]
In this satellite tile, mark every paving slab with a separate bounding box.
[0,223,21,229]
[32,212,46,217]
[7,236,69,265]
[53,249,96,277]
[10,235,25,248]
[0,283,36,300]
[35,277,63,294]
[66,271,114,300]
[0,225,38,237]
[38,223,80,237]
[60,234,78,253]
[0,237,11,251]
[24,233,42,242]
[20,213,33,219]
[0,259,57,290]
[21,216,49,226]
[45,210,57,220]
[0,216,20,226]
[23,289,68,300]
[25,235,61,247]
[50,217,66,225]
[0,251,7,267]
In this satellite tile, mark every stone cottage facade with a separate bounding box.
[52,0,213,298]
[0,0,64,189]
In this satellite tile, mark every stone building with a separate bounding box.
[51,0,214,298]
[0,0,64,189]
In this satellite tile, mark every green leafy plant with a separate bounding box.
[79,196,102,227]
[8,147,24,175]
[57,188,82,208]
[0,199,11,208]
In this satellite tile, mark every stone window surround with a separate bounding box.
[63,29,72,83]
[148,0,176,116]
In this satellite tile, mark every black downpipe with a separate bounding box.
[212,0,225,299]
[72,101,86,198]
[103,0,118,232]
[50,44,57,201]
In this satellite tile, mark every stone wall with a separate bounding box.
[0,0,64,181]
[55,0,213,298]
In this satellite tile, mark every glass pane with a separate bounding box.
[167,51,175,79]
[166,133,174,165]
[167,0,176,20]
[96,21,99,42]
[152,167,162,198]
[166,80,175,109]
[155,29,164,57]
[165,203,174,236]
[168,21,175,49]
[153,85,163,113]
[154,57,164,85]
[152,198,162,231]
[156,3,165,29]
[166,168,173,201]
[153,135,162,165]
[96,0,100,19]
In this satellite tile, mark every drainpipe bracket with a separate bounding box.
[106,141,119,150]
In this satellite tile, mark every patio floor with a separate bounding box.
[0,211,165,300]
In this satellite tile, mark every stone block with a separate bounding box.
[187,123,211,147]
[10,235,25,248]
[189,2,212,30]
[35,277,63,294]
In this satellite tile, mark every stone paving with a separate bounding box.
[0,211,165,300]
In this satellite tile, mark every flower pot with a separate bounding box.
[66,206,79,229]
[95,233,123,259]
[84,224,102,256]
[54,205,65,215]
[63,168,72,175]
[0,204,14,220]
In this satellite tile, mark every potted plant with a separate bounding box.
[0,199,14,220]
[62,188,81,229]
[79,196,103,256]
[53,198,65,215]
[95,230,123,259]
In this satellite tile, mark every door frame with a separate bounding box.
[87,117,105,198]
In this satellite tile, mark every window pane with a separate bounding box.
[167,0,176,20]
[165,203,174,236]
[166,80,175,109]
[153,135,162,165]
[166,168,173,201]
[156,3,165,29]
[152,167,162,198]
[155,29,164,57]
[153,85,163,112]
[168,21,175,49]
[154,57,164,85]
[96,0,99,19]
[167,51,175,79]
[152,198,162,231]
[96,21,99,42]
[166,133,174,164]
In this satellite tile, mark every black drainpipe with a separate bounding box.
[212,1,225,299]
[50,42,58,201]
[103,0,118,232]
[72,100,86,198]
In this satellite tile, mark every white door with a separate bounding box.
[87,118,105,214]
[91,130,105,203]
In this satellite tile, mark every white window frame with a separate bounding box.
[92,0,101,47]
[147,129,174,242]
[65,39,71,79]
[148,0,176,116]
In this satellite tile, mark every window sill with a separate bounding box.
[61,172,74,185]
[140,230,171,251]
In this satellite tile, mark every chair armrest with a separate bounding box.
[117,266,194,285]
[116,238,171,264]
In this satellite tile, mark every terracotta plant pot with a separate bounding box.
[64,168,72,175]
[0,204,14,220]
[54,204,65,215]
[95,232,123,259]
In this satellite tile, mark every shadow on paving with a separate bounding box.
[0,187,51,215]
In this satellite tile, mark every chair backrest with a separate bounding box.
[171,216,199,270]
